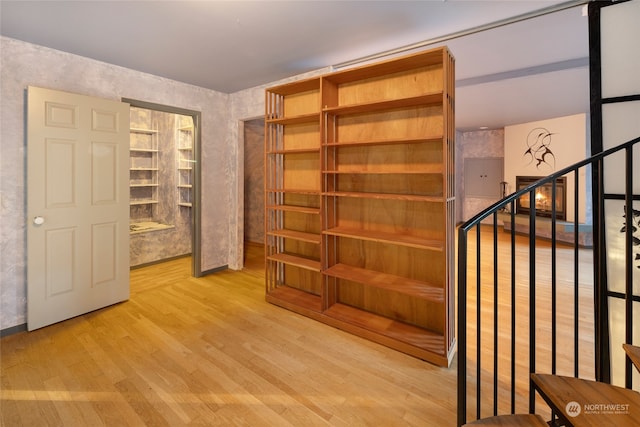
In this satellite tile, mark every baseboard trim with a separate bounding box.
[1,323,27,338]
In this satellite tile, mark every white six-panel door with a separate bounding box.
[27,86,130,330]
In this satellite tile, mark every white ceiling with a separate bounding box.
[0,0,591,130]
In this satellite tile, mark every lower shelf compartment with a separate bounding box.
[323,303,450,365]
[264,290,454,366]
[266,286,322,314]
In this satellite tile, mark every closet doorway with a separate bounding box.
[124,98,202,276]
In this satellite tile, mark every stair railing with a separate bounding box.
[457,135,640,426]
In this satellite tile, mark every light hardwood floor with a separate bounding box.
[1,242,457,426]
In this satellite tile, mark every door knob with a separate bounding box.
[33,216,45,225]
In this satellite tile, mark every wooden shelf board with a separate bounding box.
[267,147,320,154]
[178,185,192,188]
[323,93,442,116]
[266,112,320,125]
[267,78,320,96]
[266,253,321,271]
[268,229,321,244]
[323,303,446,357]
[266,188,320,195]
[323,191,443,203]
[178,203,192,207]
[323,226,444,251]
[324,263,443,303]
[130,184,158,188]
[130,168,159,171]
[324,136,443,147]
[266,286,322,313]
[323,49,445,84]
[266,204,320,214]
[323,166,443,175]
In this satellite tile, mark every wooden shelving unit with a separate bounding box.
[264,77,323,312]
[264,47,456,366]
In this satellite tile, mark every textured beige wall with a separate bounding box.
[0,36,231,329]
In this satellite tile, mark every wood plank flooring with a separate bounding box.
[1,243,457,426]
[1,233,598,426]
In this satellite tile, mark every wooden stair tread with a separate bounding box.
[623,343,640,373]
[531,374,640,426]
[463,414,547,426]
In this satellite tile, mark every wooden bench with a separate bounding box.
[463,414,547,426]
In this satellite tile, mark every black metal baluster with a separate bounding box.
[574,170,580,378]
[493,213,498,416]
[476,224,482,420]
[529,189,537,414]
[510,204,516,414]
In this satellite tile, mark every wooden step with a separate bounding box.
[531,373,640,426]
[463,414,547,426]
[623,343,640,373]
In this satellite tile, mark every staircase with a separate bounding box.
[456,136,640,426]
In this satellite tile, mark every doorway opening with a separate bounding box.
[242,117,265,270]
[124,98,202,277]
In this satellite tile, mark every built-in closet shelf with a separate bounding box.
[323,93,443,116]
[177,124,194,208]
[129,126,159,218]
[130,200,159,206]
[130,128,159,134]
[266,253,321,272]
[130,148,159,153]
